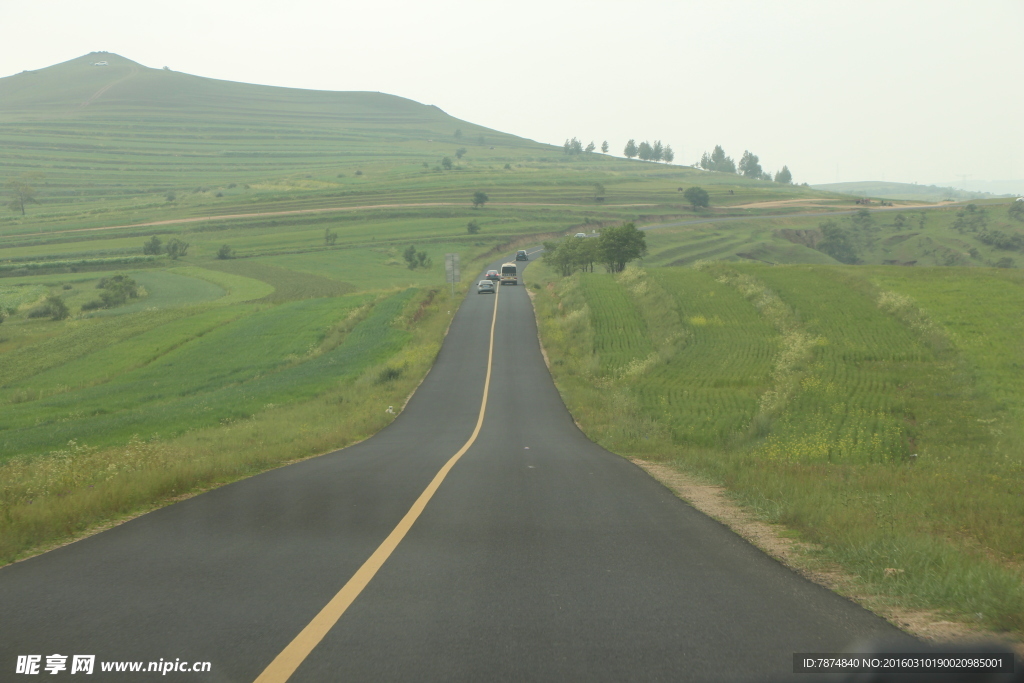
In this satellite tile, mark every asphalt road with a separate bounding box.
[0,255,912,682]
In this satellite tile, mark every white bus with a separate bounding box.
[500,262,518,285]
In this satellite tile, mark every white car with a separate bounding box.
[575,232,587,238]
[477,280,495,294]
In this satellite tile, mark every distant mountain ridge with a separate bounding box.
[811,180,1015,202]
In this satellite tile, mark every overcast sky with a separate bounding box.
[3,0,1022,187]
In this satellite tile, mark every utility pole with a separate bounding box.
[444,253,460,299]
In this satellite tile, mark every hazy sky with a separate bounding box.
[3,0,1022,186]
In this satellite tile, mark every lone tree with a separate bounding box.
[6,174,41,215]
[472,191,489,208]
[601,140,609,153]
[324,228,338,246]
[651,140,664,162]
[455,148,467,159]
[441,156,453,170]
[624,139,638,159]
[467,220,480,234]
[774,166,792,184]
[217,244,234,260]
[683,186,710,211]
[597,222,647,272]
[585,141,596,153]
[738,150,763,179]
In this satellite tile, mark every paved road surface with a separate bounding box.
[0,256,911,682]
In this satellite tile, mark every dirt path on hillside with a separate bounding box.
[732,198,846,209]
[15,202,657,238]
[733,197,951,210]
[78,65,139,109]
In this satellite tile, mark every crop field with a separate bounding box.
[533,260,1024,634]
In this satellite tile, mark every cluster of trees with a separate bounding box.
[441,150,468,170]
[82,274,140,311]
[403,245,431,269]
[453,129,487,145]
[324,228,338,246]
[949,203,1023,251]
[812,210,881,264]
[142,235,189,259]
[562,139,610,155]
[699,145,792,183]
[544,222,647,276]
[1009,201,1024,222]
[623,140,674,163]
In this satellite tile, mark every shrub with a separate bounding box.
[376,366,403,384]
[165,238,189,260]
[355,170,363,176]
[29,295,70,320]
[217,245,234,260]
[467,221,480,235]
[142,236,163,255]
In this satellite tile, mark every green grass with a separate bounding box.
[0,284,452,564]
[0,292,407,457]
[532,260,1024,634]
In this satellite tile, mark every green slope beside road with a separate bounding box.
[530,260,1024,637]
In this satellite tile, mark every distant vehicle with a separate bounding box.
[515,250,529,261]
[92,61,108,66]
[1017,196,1024,202]
[500,262,518,285]
[575,232,588,238]
[477,280,495,294]
[484,269,500,280]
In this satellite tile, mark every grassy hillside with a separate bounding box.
[531,260,1024,636]
[642,199,1024,269]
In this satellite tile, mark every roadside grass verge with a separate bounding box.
[0,285,451,565]
[530,259,1024,636]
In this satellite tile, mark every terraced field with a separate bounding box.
[533,260,1024,634]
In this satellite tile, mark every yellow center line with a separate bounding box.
[254,284,502,683]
